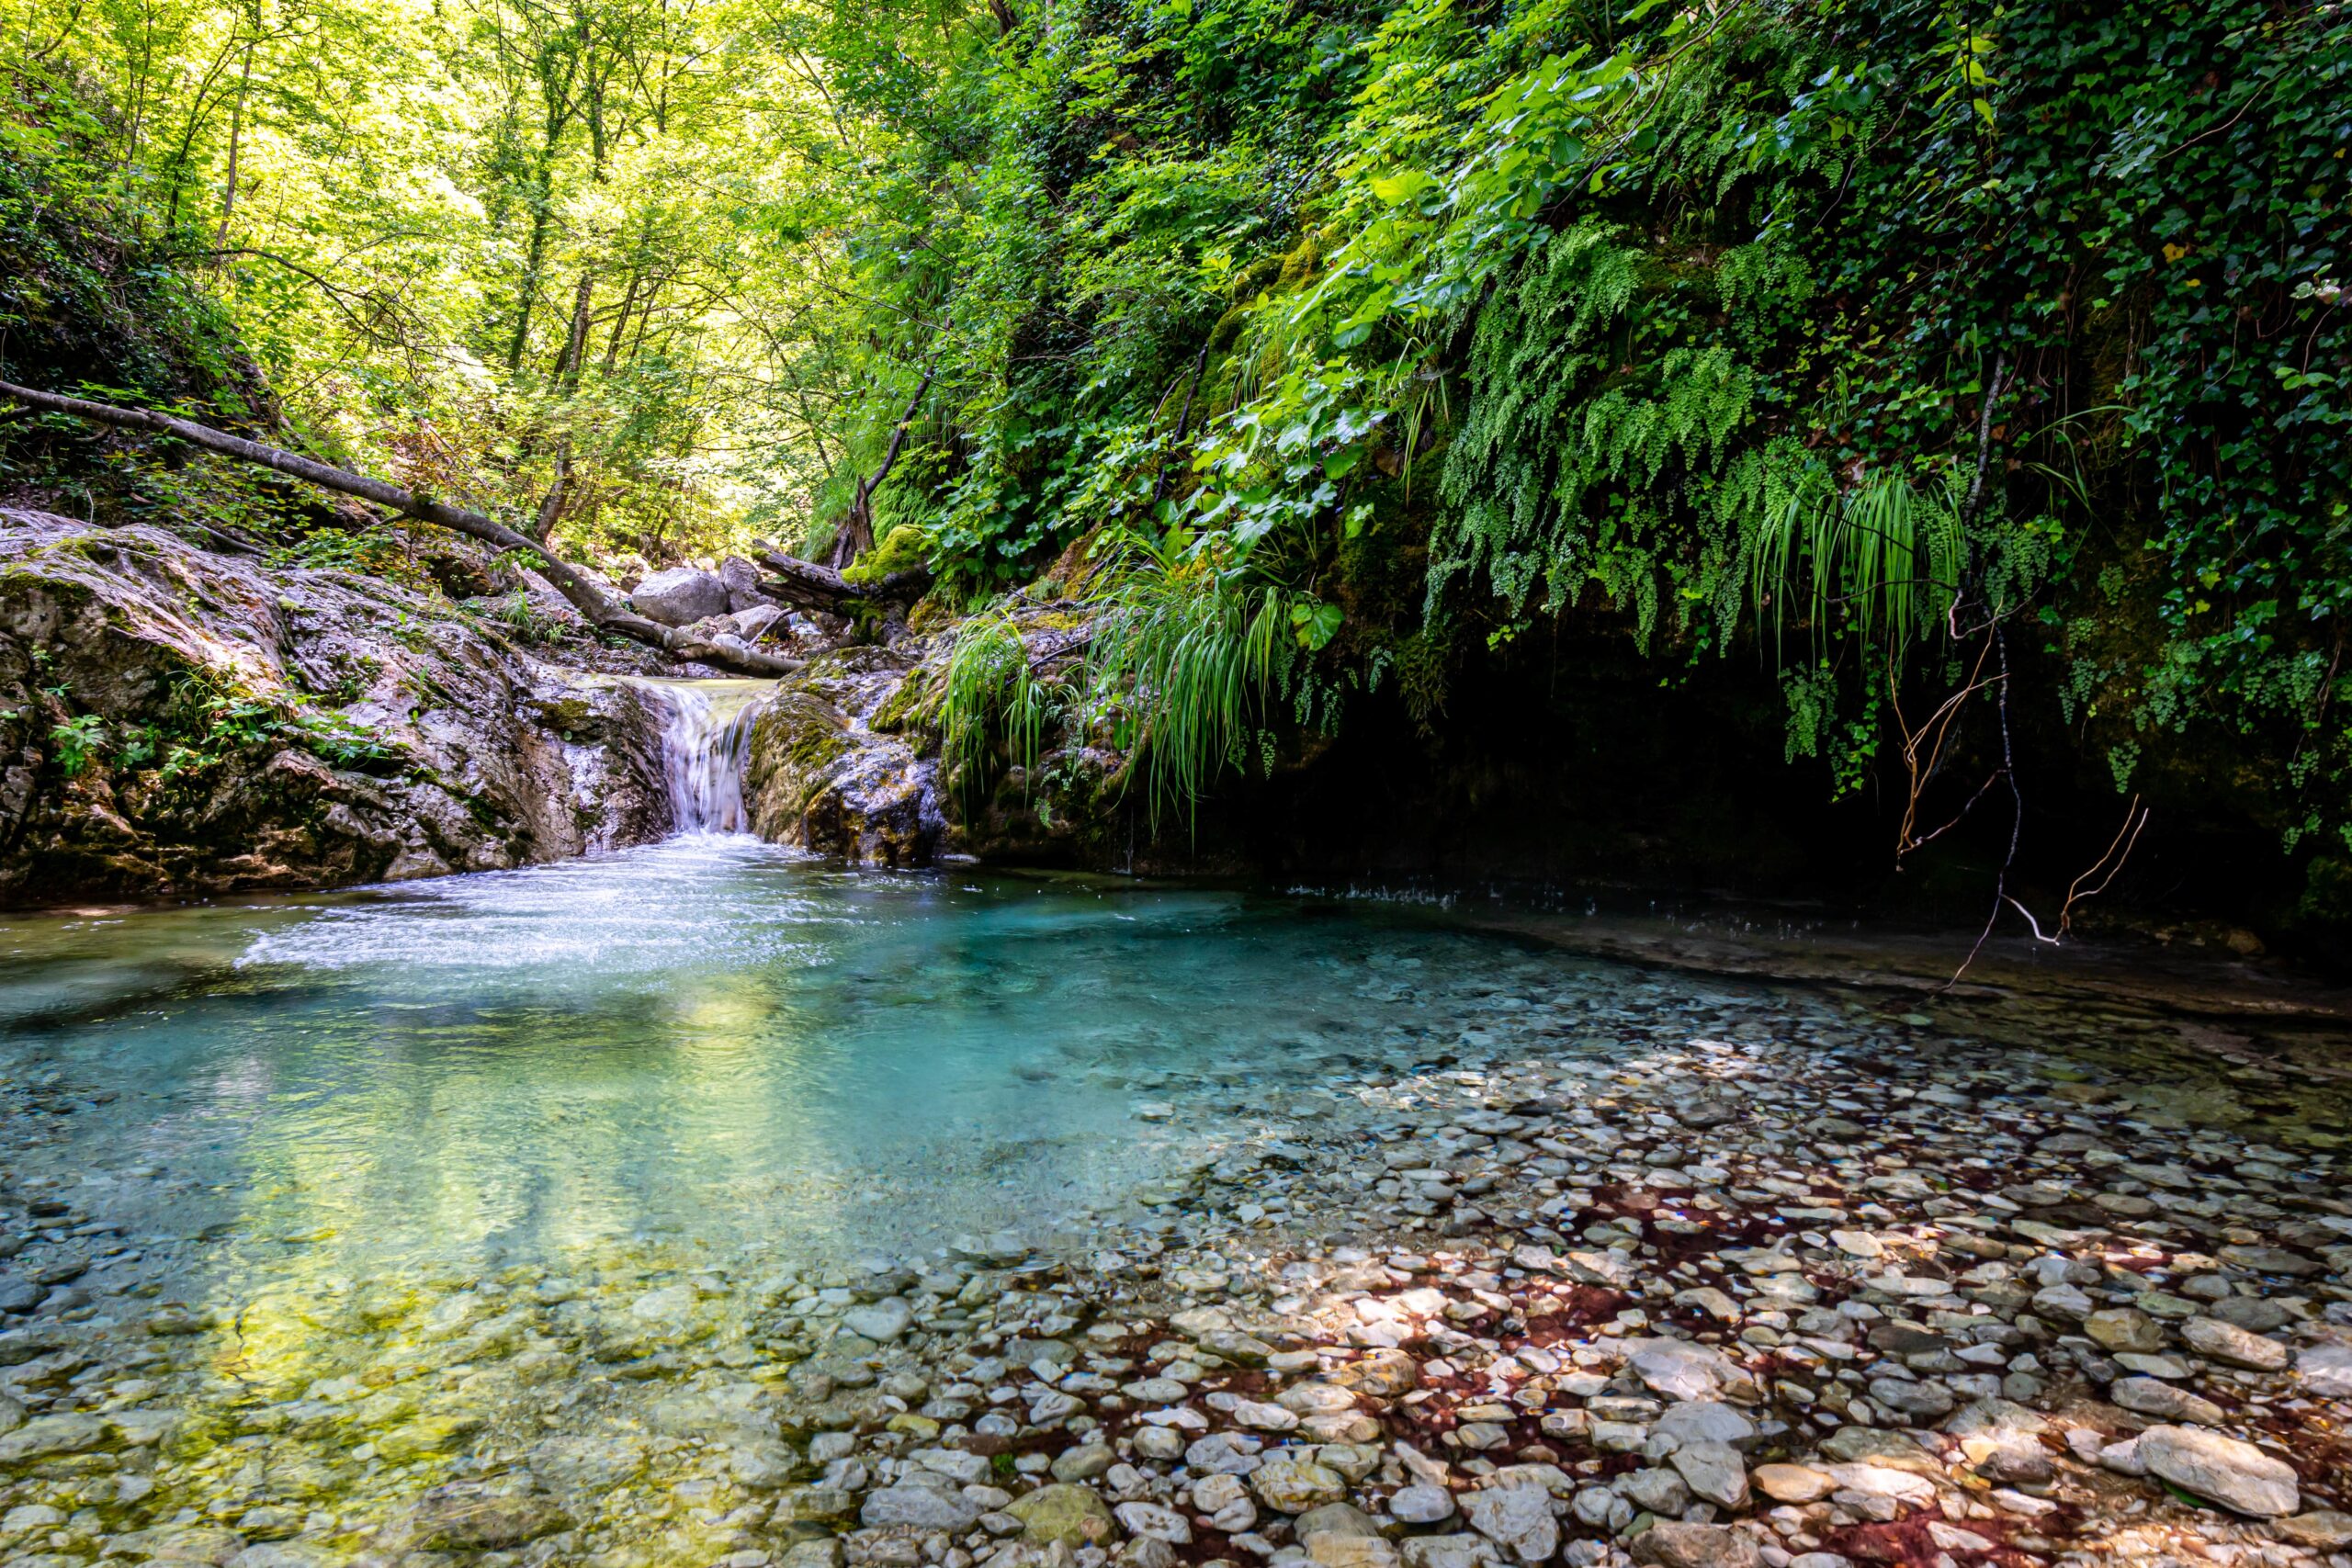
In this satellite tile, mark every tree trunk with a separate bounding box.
[0,379,798,677]
[825,492,876,570]
[758,549,932,613]
[825,361,938,569]
[212,43,254,265]
[533,271,595,540]
[557,271,594,390]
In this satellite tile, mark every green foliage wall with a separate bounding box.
[849,0,2350,919]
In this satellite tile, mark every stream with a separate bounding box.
[0,681,2346,1566]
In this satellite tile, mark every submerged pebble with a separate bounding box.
[0,872,2347,1568]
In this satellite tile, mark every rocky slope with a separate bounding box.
[0,510,674,903]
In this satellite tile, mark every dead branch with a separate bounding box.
[2007,795,2151,944]
[1892,630,2000,858]
[826,331,946,570]
[757,548,932,614]
[0,378,799,677]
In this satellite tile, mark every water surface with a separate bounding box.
[0,838,1584,1284]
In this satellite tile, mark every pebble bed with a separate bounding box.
[1,945,2348,1568]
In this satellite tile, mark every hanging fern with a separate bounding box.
[940,615,1066,813]
[1429,222,1763,649]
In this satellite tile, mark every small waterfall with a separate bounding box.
[642,680,773,835]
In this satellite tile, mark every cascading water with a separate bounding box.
[640,678,775,834]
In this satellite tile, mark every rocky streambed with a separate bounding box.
[0,897,2346,1568]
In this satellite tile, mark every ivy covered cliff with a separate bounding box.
[823,0,2352,941]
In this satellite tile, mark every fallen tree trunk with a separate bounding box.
[758,548,933,614]
[0,378,801,677]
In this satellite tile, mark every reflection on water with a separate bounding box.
[0,837,1562,1281]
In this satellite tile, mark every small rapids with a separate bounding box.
[638,677,775,834]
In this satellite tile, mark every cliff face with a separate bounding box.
[0,510,673,904]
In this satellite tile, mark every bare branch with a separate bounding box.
[0,378,798,677]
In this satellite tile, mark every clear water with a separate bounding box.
[0,837,1579,1285]
[10,694,2348,1562]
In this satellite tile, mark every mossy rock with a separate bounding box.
[868,667,937,737]
[743,689,857,838]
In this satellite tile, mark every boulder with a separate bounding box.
[630,566,730,626]
[719,555,769,611]
[742,658,944,867]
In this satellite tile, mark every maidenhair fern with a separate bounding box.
[1430,222,1760,649]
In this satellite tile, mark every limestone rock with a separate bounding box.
[1008,1483,1117,1545]
[742,660,943,866]
[1251,1455,1349,1513]
[1628,1339,1751,1403]
[2084,1308,2164,1354]
[413,1495,573,1551]
[1630,1523,1763,1568]
[1667,1441,1749,1509]
[2136,1426,2299,1517]
[2298,1342,2352,1397]
[1401,1537,1500,1568]
[2180,1315,2289,1371]
[1752,1465,1832,1505]
[863,1485,983,1529]
[842,1297,913,1342]
[0,512,670,903]
[1115,1502,1192,1544]
[630,566,730,626]
[1459,1485,1556,1564]
[2111,1377,2225,1426]
[1391,1483,1455,1524]
[2278,1512,2352,1550]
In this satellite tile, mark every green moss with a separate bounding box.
[869,667,938,736]
[841,524,935,587]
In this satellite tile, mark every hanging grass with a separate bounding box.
[939,614,1065,813]
[1749,463,1966,668]
[1085,558,1295,829]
